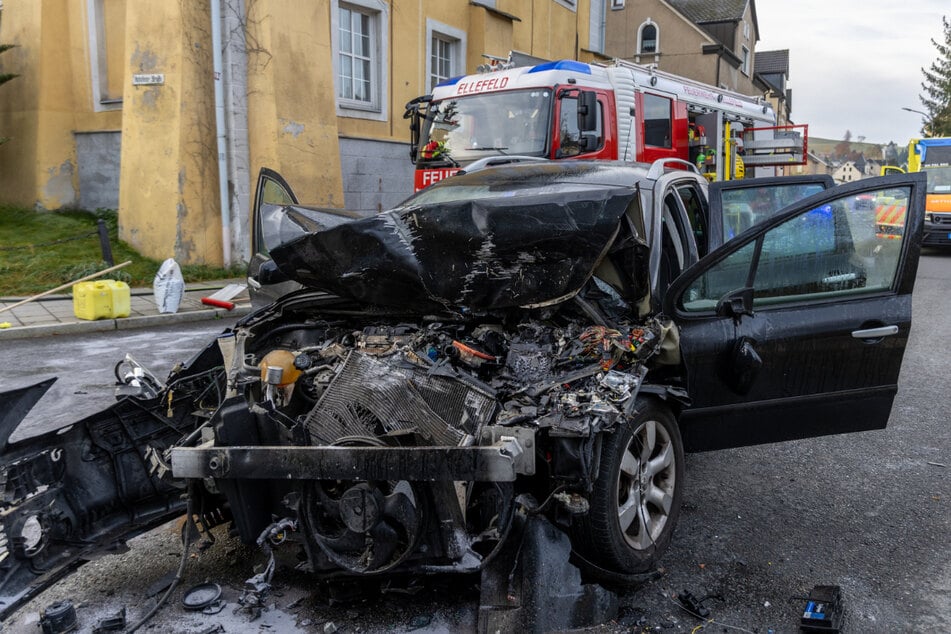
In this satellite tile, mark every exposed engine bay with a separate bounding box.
[199,296,674,569]
[0,289,679,618]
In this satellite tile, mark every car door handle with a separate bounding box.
[851,325,899,339]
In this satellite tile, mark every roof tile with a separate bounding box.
[667,0,749,23]
[754,49,789,74]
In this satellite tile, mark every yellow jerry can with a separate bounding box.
[73,280,131,320]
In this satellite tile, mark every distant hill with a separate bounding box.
[809,136,884,160]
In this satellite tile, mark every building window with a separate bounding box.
[612,0,626,8]
[553,0,577,11]
[332,0,388,120]
[638,21,658,55]
[742,19,750,39]
[86,0,126,111]
[741,45,750,76]
[431,35,452,89]
[338,6,373,103]
[426,20,466,92]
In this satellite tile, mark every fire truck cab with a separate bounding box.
[880,137,951,246]
[406,57,807,191]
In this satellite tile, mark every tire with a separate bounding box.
[571,399,684,573]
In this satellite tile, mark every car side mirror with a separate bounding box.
[715,287,754,321]
[257,259,290,285]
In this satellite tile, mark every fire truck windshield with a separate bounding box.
[419,89,552,165]
[923,165,951,194]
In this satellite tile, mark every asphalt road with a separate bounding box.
[1,251,949,633]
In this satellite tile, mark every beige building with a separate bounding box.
[0,0,798,267]
[833,160,864,184]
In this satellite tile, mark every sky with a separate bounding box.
[754,0,947,144]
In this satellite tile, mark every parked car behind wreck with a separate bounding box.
[0,161,927,620]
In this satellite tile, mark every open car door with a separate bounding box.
[664,173,926,452]
[248,169,361,307]
[248,168,301,306]
[706,174,834,250]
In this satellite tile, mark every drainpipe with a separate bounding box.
[210,0,231,267]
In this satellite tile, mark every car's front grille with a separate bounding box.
[932,213,951,225]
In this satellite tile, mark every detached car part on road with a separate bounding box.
[0,162,926,621]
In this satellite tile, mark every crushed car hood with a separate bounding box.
[270,185,637,311]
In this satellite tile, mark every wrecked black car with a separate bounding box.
[0,161,927,623]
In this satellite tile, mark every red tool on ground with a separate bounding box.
[200,283,247,311]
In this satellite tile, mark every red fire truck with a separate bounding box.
[406,57,807,190]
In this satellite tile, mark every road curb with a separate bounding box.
[0,304,252,341]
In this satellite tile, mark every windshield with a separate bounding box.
[420,89,552,164]
[923,165,951,194]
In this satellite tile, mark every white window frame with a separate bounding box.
[741,45,750,76]
[331,0,389,121]
[637,19,659,55]
[742,19,750,39]
[86,0,122,111]
[425,20,466,93]
[611,0,626,9]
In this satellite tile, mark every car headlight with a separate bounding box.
[926,213,933,223]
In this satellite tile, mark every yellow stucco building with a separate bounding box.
[0,0,607,266]
[0,0,782,266]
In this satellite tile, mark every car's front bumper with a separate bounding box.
[170,429,536,482]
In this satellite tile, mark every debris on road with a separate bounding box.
[92,606,127,632]
[38,599,77,634]
[201,282,247,310]
[800,585,844,633]
[181,582,223,611]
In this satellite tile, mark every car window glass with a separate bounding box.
[680,241,756,311]
[557,94,604,158]
[676,183,707,257]
[255,178,297,254]
[643,93,672,148]
[262,179,295,205]
[662,193,688,270]
[681,186,911,312]
[559,94,583,157]
[720,182,827,241]
[924,166,951,193]
[657,192,693,296]
[421,90,551,161]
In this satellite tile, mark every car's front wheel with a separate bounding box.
[571,400,684,573]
